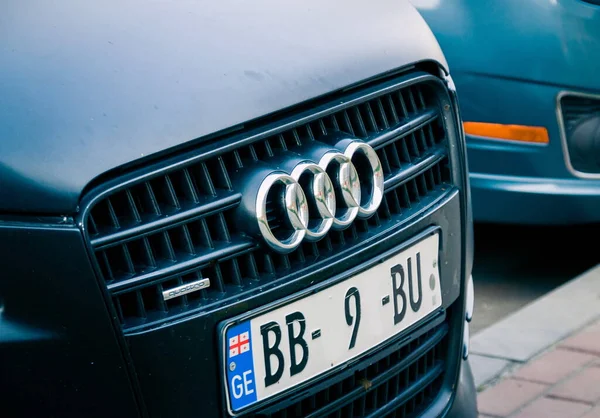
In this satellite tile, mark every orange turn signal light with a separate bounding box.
[463,122,549,144]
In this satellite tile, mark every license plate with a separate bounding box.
[221,232,442,415]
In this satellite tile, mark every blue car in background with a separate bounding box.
[412,0,600,224]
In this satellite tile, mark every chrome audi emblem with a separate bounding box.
[251,138,384,253]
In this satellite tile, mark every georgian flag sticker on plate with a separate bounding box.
[229,332,250,357]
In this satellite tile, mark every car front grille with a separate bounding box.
[83,72,454,332]
[254,316,449,418]
[559,94,600,174]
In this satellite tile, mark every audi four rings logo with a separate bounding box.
[255,139,384,253]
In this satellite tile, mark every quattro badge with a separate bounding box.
[162,278,210,301]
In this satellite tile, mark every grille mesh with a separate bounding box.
[255,319,449,418]
[85,77,453,330]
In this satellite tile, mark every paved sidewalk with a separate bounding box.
[469,265,600,389]
[477,319,600,418]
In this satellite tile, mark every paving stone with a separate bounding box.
[581,405,600,418]
[588,320,600,333]
[470,353,513,387]
[511,397,591,418]
[561,323,600,356]
[512,348,596,384]
[549,366,600,404]
[477,378,547,417]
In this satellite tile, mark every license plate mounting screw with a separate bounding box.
[432,260,437,268]
[229,362,236,372]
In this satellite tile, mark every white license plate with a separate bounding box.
[221,232,442,414]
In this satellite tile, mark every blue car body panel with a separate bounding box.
[412,0,600,224]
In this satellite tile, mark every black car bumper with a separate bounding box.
[0,192,473,418]
[445,359,478,418]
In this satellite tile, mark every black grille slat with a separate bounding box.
[98,250,115,282]
[385,144,402,172]
[155,282,167,311]
[161,231,177,262]
[399,138,412,164]
[304,124,316,141]
[85,77,454,332]
[179,168,201,204]
[408,133,420,159]
[210,263,226,293]
[328,114,341,131]
[248,144,260,162]
[225,258,243,287]
[375,98,391,129]
[317,119,328,137]
[87,213,99,236]
[417,128,428,154]
[141,181,162,217]
[120,244,136,276]
[135,290,147,319]
[407,87,419,113]
[292,128,304,147]
[189,163,215,198]
[362,102,379,133]
[341,110,355,136]
[233,150,244,168]
[261,139,275,159]
[210,157,233,190]
[194,218,215,249]
[128,237,156,274]
[351,107,370,137]
[416,87,427,109]
[105,198,121,230]
[209,212,231,243]
[385,94,400,125]
[276,134,288,151]
[177,224,196,255]
[95,189,134,235]
[113,296,124,323]
[397,90,410,118]
[379,147,393,175]
[240,252,260,281]
[164,175,182,211]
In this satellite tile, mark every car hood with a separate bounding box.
[0,0,447,215]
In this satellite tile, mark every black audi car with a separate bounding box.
[0,1,476,417]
